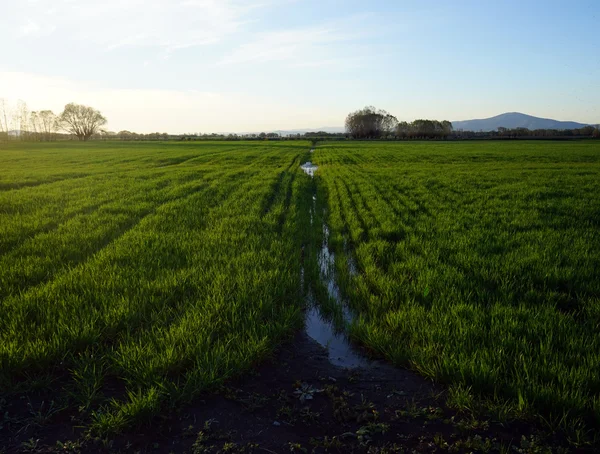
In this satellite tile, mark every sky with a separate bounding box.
[0,0,598,133]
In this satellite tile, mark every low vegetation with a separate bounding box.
[1,139,599,449]
[313,140,600,440]
[0,140,312,434]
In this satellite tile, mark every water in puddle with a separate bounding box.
[304,302,370,368]
[344,238,359,277]
[301,181,370,368]
[318,223,343,306]
[301,161,318,177]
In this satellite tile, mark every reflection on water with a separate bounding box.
[301,171,371,368]
[344,238,359,277]
[301,161,318,177]
[305,304,370,368]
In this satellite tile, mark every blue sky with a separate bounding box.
[1,0,598,133]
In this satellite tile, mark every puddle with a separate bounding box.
[301,174,371,369]
[300,161,318,177]
[318,222,343,306]
[304,303,370,369]
[344,238,359,277]
[304,244,368,368]
[316,212,354,323]
[310,194,317,226]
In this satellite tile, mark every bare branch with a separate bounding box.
[59,103,107,141]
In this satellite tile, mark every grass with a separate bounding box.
[1,139,599,444]
[312,140,600,440]
[0,140,314,434]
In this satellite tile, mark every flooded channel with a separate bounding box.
[300,158,372,369]
[304,303,370,369]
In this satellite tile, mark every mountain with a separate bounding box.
[452,113,590,132]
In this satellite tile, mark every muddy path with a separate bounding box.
[135,331,443,453]
[21,330,557,453]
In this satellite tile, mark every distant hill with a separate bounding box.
[270,126,345,136]
[221,126,345,136]
[452,113,590,132]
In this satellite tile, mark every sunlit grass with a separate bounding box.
[2,139,599,440]
[0,140,312,433]
[314,140,600,437]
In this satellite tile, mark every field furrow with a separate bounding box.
[0,142,312,432]
[313,140,600,434]
[1,139,600,447]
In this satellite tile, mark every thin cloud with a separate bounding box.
[9,0,268,52]
[215,13,378,68]
[216,27,339,66]
[18,19,56,37]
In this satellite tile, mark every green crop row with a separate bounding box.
[0,140,313,433]
[313,140,600,438]
[2,139,599,440]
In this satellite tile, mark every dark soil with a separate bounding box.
[0,331,587,454]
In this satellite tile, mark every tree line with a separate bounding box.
[451,125,600,140]
[0,99,339,142]
[109,131,339,141]
[2,99,598,142]
[345,106,599,140]
[0,99,106,142]
[345,106,454,139]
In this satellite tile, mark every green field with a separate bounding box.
[1,140,599,441]
[0,141,313,433]
[313,141,600,436]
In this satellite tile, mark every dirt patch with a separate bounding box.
[1,330,580,453]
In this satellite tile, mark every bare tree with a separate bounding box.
[59,103,107,141]
[0,98,8,141]
[345,106,398,139]
[39,110,59,141]
[15,100,29,140]
[28,110,59,141]
[30,111,40,140]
